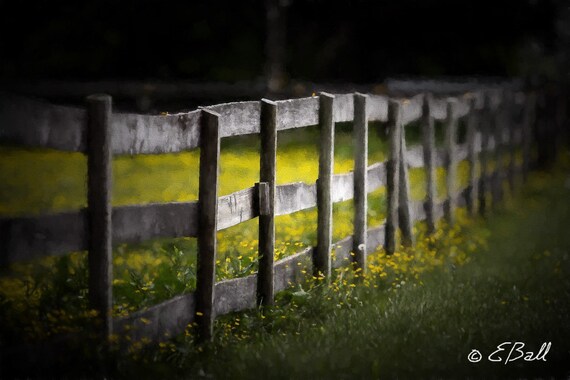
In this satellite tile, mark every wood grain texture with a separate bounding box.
[195,109,220,342]
[315,93,334,278]
[214,275,257,315]
[274,247,312,292]
[398,124,414,246]
[113,293,195,344]
[111,110,201,154]
[421,93,437,233]
[332,93,354,122]
[444,99,458,224]
[86,94,113,338]
[276,97,319,130]
[331,172,354,203]
[367,162,387,192]
[353,93,368,272]
[217,187,257,231]
[275,182,317,215]
[385,99,402,254]
[207,101,261,138]
[258,99,277,306]
[367,95,389,121]
[466,97,479,216]
[0,92,86,151]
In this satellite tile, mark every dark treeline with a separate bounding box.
[0,0,560,83]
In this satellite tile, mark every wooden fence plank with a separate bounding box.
[421,94,437,233]
[274,247,312,293]
[217,187,257,230]
[0,92,87,152]
[214,275,257,315]
[86,94,113,340]
[113,293,196,344]
[466,97,479,216]
[111,110,201,154]
[207,101,261,138]
[258,99,277,306]
[398,119,414,246]
[385,99,402,254]
[367,95,389,122]
[401,94,424,125]
[333,93,354,122]
[315,93,335,278]
[353,93,368,272]
[444,99,458,224]
[367,162,387,192]
[275,182,317,215]
[276,97,319,130]
[195,108,220,342]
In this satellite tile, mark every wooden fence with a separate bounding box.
[0,85,537,348]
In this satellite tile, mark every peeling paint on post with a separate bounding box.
[86,94,113,340]
[353,93,368,272]
[385,100,401,254]
[195,108,220,342]
[315,92,334,279]
[258,99,277,305]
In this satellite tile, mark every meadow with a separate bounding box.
[0,122,468,347]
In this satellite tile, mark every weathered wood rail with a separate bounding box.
[0,84,536,348]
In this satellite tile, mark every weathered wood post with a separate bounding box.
[478,92,491,217]
[385,99,402,255]
[465,95,479,216]
[522,92,536,182]
[491,91,505,209]
[353,93,368,272]
[398,101,414,247]
[505,92,517,194]
[421,94,437,234]
[257,99,277,305]
[315,92,334,279]
[86,94,113,341]
[195,108,221,342]
[444,99,458,224]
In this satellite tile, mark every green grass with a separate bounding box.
[114,152,570,379]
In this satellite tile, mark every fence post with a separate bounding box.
[444,99,458,225]
[491,92,504,209]
[398,106,414,247]
[353,93,368,272]
[195,108,220,342]
[522,92,536,182]
[506,92,517,194]
[385,99,402,255]
[86,94,113,341]
[478,92,491,217]
[421,94,437,234]
[465,95,479,216]
[315,92,334,279]
[257,99,277,305]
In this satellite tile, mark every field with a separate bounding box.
[1,122,469,351]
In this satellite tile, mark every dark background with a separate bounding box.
[0,0,567,110]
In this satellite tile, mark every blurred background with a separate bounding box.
[0,0,568,111]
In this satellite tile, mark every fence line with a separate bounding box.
[0,84,535,349]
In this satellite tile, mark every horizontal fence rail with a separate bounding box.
[0,83,537,351]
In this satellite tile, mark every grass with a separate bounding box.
[111,151,570,379]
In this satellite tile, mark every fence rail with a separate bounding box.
[0,83,535,349]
